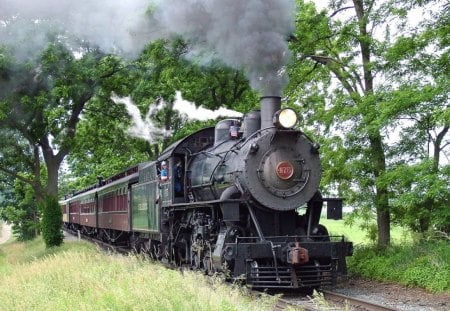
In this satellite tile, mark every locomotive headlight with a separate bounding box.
[274,108,298,129]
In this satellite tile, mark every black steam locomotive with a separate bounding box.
[61,96,352,290]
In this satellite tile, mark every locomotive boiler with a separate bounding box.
[61,96,352,291]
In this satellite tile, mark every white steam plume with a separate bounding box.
[112,96,168,144]
[113,93,243,144]
[174,92,242,121]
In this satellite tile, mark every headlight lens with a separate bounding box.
[274,108,298,129]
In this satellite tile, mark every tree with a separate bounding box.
[287,0,449,246]
[2,180,40,241]
[0,42,125,199]
[1,41,127,246]
[379,2,450,235]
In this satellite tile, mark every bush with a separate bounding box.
[348,241,450,293]
[40,195,63,248]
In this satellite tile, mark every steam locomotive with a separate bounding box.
[61,96,352,290]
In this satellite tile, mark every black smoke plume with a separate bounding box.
[1,0,295,95]
[152,0,295,96]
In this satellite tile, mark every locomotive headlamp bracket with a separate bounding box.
[273,108,298,129]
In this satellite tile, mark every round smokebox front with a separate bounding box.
[241,131,321,211]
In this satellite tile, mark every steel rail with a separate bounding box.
[321,289,398,311]
[274,297,320,311]
[64,229,130,255]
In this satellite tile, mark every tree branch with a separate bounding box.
[329,6,354,18]
[0,166,34,185]
[441,141,450,149]
[308,55,359,96]
[436,125,449,152]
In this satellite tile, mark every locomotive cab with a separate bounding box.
[156,155,186,204]
[157,127,215,206]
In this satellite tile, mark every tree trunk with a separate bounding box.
[46,161,59,198]
[377,207,390,246]
[417,125,449,233]
[33,208,39,237]
[433,125,449,172]
[162,100,175,150]
[370,133,390,247]
[40,134,67,198]
[353,0,390,247]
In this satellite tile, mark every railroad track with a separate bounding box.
[321,289,398,311]
[276,289,398,311]
[64,229,130,255]
[274,297,319,311]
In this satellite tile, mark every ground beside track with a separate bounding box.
[329,276,449,311]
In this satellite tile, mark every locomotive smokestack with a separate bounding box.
[260,96,281,129]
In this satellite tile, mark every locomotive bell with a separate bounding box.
[215,119,240,145]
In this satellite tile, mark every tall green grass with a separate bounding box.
[0,239,282,311]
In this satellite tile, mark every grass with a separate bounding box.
[0,238,286,311]
[321,216,412,245]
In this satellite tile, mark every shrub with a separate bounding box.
[348,241,450,293]
[40,195,63,248]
